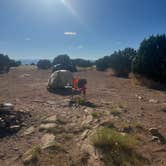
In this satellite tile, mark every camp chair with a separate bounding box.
[72,78,87,98]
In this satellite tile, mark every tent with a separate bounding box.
[48,70,73,89]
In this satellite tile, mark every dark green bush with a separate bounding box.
[37,59,52,69]
[96,48,136,77]
[52,55,77,72]
[132,34,166,83]
[72,58,93,68]
[0,54,10,73]
[96,56,111,71]
[9,59,21,67]
[110,48,137,77]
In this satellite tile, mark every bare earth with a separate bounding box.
[0,66,166,166]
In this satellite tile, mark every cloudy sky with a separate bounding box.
[0,0,166,60]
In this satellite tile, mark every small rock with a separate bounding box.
[81,130,89,140]
[41,133,55,150]
[9,125,20,132]
[135,94,143,100]
[149,99,159,104]
[23,126,35,136]
[149,128,159,136]
[81,115,93,126]
[120,132,126,136]
[84,108,93,114]
[22,147,40,164]
[3,103,14,110]
[151,136,159,142]
[20,74,30,78]
[42,115,57,123]
[46,101,56,105]
[0,118,6,128]
[149,128,166,144]
[39,123,56,131]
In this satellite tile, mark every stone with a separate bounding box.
[23,126,35,136]
[2,103,14,110]
[20,74,30,78]
[81,115,93,126]
[22,147,40,164]
[149,99,159,104]
[46,101,56,105]
[149,128,166,144]
[81,142,103,166]
[42,115,57,123]
[0,118,6,128]
[149,128,159,136]
[84,108,93,114]
[41,133,55,150]
[151,136,159,142]
[81,130,89,140]
[9,125,20,132]
[39,123,56,131]
[135,94,143,100]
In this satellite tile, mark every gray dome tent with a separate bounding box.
[48,70,73,89]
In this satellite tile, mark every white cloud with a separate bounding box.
[25,37,31,41]
[64,32,77,36]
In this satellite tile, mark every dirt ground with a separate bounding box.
[0,66,166,166]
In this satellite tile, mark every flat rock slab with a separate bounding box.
[81,130,89,140]
[39,123,56,131]
[41,133,55,150]
[42,115,57,123]
[81,115,93,126]
[23,126,35,136]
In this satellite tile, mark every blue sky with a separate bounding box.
[0,0,166,60]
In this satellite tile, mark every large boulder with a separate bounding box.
[48,70,73,89]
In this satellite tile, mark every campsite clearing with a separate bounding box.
[0,66,166,165]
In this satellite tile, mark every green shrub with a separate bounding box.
[132,34,166,83]
[91,128,146,165]
[37,59,52,69]
[0,54,10,73]
[96,48,136,77]
[52,54,77,72]
[96,56,111,71]
[72,58,93,68]
[110,48,137,77]
[9,59,21,67]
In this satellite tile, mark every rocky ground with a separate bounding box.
[0,66,166,166]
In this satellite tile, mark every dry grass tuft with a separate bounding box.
[110,106,121,117]
[91,127,147,165]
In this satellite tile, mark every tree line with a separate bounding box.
[1,34,166,83]
[96,34,166,83]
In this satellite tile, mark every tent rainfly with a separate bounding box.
[48,70,73,89]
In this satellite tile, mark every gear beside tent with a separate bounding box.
[48,70,73,89]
